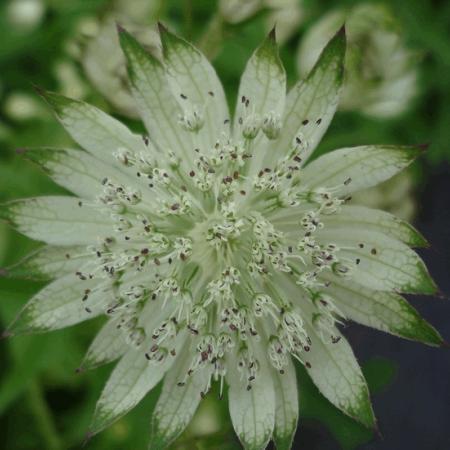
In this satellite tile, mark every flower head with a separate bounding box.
[1,24,441,450]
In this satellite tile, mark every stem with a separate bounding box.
[26,380,62,450]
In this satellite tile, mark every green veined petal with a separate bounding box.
[38,90,148,164]
[82,293,177,372]
[271,27,345,164]
[7,273,108,334]
[22,147,137,200]
[150,342,210,450]
[321,204,428,248]
[301,145,422,195]
[4,245,90,280]
[272,359,298,450]
[90,333,184,435]
[80,319,129,371]
[304,327,375,429]
[118,28,195,164]
[227,350,275,450]
[158,24,230,149]
[233,29,286,140]
[320,274,443,346]
[317,228,437,294]
[0,196,113,246]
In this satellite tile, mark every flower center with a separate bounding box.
[75,123,358,393]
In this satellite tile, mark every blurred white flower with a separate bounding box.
[297,3,419,118]
[53,61,88,100]
[352,171,416,222]
[81,16,161,117]
[6,0,45,31]
[219,0,262,24]
[220,0,303,44]
[265,0,304,44]
[3,92,45,121]
[60,0,163,117]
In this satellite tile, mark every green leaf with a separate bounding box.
[272,359,298,450]
[150,343,209,450]
[158,23,230,149]
[363,357,397,394]
[301,145,422,196]
[271,27,346,164]
[321,274,443,346]
[0,278,75,415]
[0,196,113,246]
[0,337,55,414]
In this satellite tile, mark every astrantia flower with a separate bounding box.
[2,24,442,450]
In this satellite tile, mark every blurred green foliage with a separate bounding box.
[0,0,448,449]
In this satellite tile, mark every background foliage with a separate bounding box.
[0,0,449,449]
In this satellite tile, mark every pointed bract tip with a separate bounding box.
[157,21,168,34]
[440,341,450,349]
[33,86,46,96]
[15,147,28,155]
[116,22,126,34]
[416,143,430,152]
[82,431,94,447]
[337,24,346,37]
[31,83,46,97]
[268,25,277,42]
[1,330,13,340]
[373,422,383,440]
[0,267,8,277]
[435,289,448,300]
[75,366,85,374]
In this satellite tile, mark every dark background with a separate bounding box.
[293,164,450,450]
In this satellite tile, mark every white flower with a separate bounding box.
[219,0,303,44]
[6,0,45,31]
[219,0,261,23]
[297,3,419,118]
[1,24,441,450]
[352,171,416,221]
[80,2,161,118]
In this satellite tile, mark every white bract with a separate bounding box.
[1,24,441,450]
